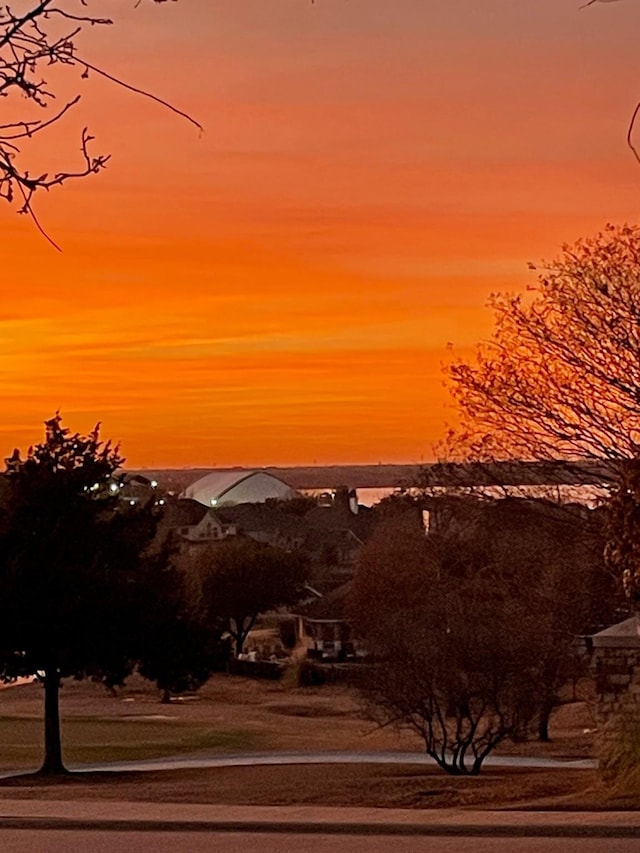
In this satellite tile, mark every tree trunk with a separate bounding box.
[161,688,171,704]
[231,616,253,658]
[537,696,555,743]
[39,668,67,775]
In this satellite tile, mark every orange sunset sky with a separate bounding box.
[3,0,640,467]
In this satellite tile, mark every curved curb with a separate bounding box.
[0,817,636,838]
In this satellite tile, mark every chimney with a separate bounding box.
[335,486,358,515]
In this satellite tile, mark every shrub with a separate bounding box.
[278,619,297,650]
[597,715,640,795]
[227,659,283,681]
[297,660,326,687]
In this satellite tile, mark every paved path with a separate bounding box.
[0,749,597,780]
[66,749,597,775]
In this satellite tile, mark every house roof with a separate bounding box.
[160,497,210,528]
[296,581,353,621]
[592,616,640,648]
[121,473,152,486]
[216,502,305,537]
[216,500,374,553]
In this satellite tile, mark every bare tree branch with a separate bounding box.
[581,1,640,162]
[444,224,640,601]
[0,1,199,246]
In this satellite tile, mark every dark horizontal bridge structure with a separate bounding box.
[132,460,616,494]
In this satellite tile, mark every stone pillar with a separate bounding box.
[591,616,640,724]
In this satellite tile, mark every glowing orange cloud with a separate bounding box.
[2,0,640,465]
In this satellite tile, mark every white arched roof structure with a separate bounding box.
[183,470,299,508]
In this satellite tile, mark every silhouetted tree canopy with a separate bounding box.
[136,602,222,705]
[0,414,205,774]
[444,224,640,603]
[349,497,618,767]
[434,496,617,740]
[604,460,640,608]
[198,538,309,657]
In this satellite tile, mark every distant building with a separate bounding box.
[156,497,236,550]
[183,470,300,508]
[109,473,166,508]
[293,581,362,662]
[216,487,376,591]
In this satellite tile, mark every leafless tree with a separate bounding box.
[0,1,200,248]
[444,224,640,601]
[348,515,552,774]
[446,225,640,466]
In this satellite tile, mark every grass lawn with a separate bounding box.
[0,673,422,773]
[0,715,260,771]
[1,673,628,810]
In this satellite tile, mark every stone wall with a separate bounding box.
[593,645,640,723]
[592,616,640,725]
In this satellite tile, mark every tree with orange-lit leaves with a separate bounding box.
[445,223,640,604]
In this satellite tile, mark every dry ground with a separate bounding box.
[0,672,630,810]
[0,765,610,810]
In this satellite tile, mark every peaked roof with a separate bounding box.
[161,497,210,527]
[592,616,640,648]
[296,581,353,621]
[216,502,305,537]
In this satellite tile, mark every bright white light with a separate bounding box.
[210,498,218,506]
[158,499,165,506]
[150,480,158,488]
[109,483,118,493]
[129,500,136,506]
